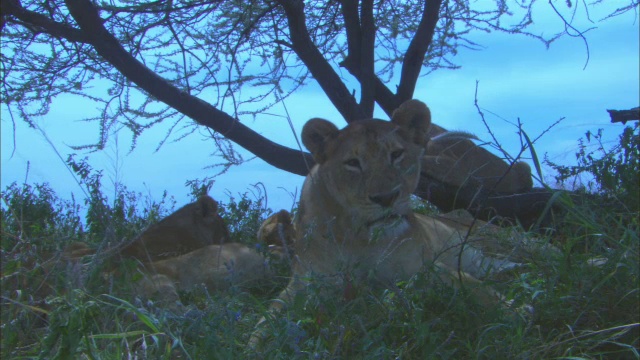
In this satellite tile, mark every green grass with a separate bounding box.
[1,180,637,359]
[2,125,639,358]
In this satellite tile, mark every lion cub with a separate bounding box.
[249,99,519,346]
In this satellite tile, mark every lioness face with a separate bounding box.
[302,100,431,231]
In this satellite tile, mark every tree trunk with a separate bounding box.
[415,175,558,229]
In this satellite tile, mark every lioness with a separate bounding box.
[118,195,230,262]
[250,99,520,346]
[138,242,289,305]
[137,210,294,305]
[52,198,291,306]
[418,106,533,195]
[424,131,533,194]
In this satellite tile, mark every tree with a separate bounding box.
[1,0,637,225]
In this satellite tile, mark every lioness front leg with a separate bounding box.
[137,273,183,311]
[431,261,505,306]
[248,275,306,348]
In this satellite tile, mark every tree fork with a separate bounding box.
[62,0,556,226]
[64,0,312,176]
[396,0,443,102]
[277,0,366,122]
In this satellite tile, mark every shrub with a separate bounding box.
[66,155,175,245]
[547,124,639,214]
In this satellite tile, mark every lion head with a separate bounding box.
[257,209,295,248]
[119,195,230,262]
[299,99,430,234]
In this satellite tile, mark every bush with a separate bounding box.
[1,182,83,252]
[66,155,175,244]
[547,124,639,213]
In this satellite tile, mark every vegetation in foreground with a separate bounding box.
[1,126,639,359]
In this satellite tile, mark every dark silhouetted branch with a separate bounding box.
[395,0,443,102]
[64,0,313,176]
[2,0,90,43]
[359,0,376,117]
[415,173,558,229]
[607,107,640,124]
[277,0,366,122]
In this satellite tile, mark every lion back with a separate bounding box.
[119,195,230,262]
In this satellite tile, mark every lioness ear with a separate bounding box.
[302,118,339,163]
[197,195,218,222]
[391,99,431,146]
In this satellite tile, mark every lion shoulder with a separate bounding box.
[119,195,230,262]
[424,131,533,194]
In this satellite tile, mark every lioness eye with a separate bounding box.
[344,158,361,170]
[390,149,404,163]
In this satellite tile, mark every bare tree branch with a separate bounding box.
[277,0,366,122]
[340,0,361,66]
[415,174,558,229]
[396,0,443,102]
[2,0,90,43]
[63,0,312,176]
[359,0,375,117]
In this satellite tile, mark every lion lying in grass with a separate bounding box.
[136,208,294,305]
[424,131,533,194]
[419,107,533,194]
[117,195,230,262]
[250,99,537,346]
[57,197,293,306]
[58,195,232,265]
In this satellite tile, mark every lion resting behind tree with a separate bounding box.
[416,102,533,194]
[394,99,533,194]
[250,99,538,346]
[422,125,533,194]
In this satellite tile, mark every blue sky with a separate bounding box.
[1,2,639,213]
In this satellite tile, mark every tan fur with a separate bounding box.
[250,99,518,346]
[64,196,229,263]
[62,241,97,258]
[424,130,533,194]
[56,198,289,305]
[138,243,287,305]
[434,209,560,263]
[119,195,230,262]
[257,209,295,250]
[138,210,294,304]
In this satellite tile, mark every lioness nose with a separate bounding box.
[369,190,400,208]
